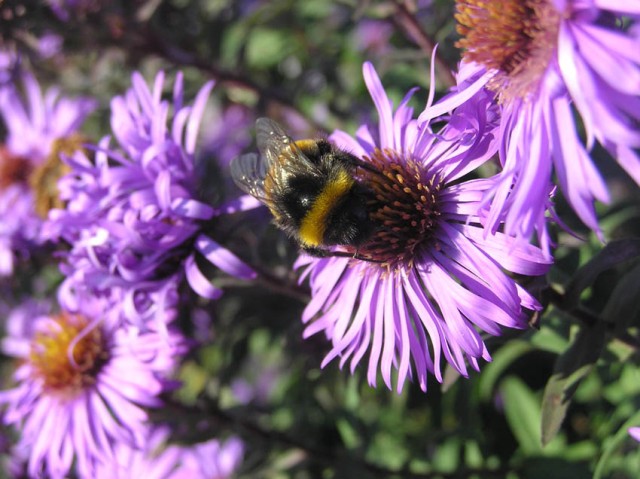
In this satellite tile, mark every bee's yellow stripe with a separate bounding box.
[299,169,353,247]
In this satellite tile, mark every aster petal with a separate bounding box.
[608,143,640,185]
[550,95,609,233]
[593,0,640,14]
[185,80,214,154]
[559,26,640,147]
[417,65,493,124]
[363,62,394,150]
[171,197,215,220]
[183,253,221,300]
[194,233,256,280]
[393,275,413,393]
[303,259,350,326]
[327,266,362,349]
[333,271,377,368]
[380,275,398,390]
[213,194,262,215]
[330,129,369,157]
[348,281,377,374]
[366,276,385,387]
[423,260,486,358]
[403,270,443,382]
[571,23,640,94]
[458,224,552,276]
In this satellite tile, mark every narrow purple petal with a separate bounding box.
[194,234,256,279]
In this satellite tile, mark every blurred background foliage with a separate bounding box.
[1,0,640,478]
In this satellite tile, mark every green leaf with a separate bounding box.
[501,376,542,455]
[479,340,533,401]
[521,457,592,479]
[564,238,640,309]
[246,27,292,69]
[602,261,640,334]
[540,321,606,446]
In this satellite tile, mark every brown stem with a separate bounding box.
[140,30,324,131]
[391,1,457,88]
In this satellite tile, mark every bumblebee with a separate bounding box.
[231,118,375,257]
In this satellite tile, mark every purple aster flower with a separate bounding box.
[630,427,640,443]
[0,70,95,275]
[0,291,187,479]
[48,71,258,302]
[295,62,552,393]
[92,426,243,479]
[450,0,640,242]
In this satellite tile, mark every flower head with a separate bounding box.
[296,62,551,393]
[0,291,187,479]
[452,0,640,241]
[48,71,257,305]
[0,70,95,275]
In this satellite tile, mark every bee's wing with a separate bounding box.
[230,153,269,201]
[256,117,316,173]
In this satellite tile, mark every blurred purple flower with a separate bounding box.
[0,70,95,275]
[0,291,187,479]
[36,33,64,59]
[231,359,283,406]
[92,427,243,479]
[201,103,254,169]
[451,0,640,241]
[168,436,244,479]
[295,62,552,393]
[48,71,258,303]
[630,427,640,442]
[354,20,394,55]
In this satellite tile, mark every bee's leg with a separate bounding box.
[300,246,383,263]
[352,158,383,176]
[301,246,332,258]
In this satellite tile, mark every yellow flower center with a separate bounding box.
[29,313,108,395]
[28,134,85,218]
[455,0,562,101]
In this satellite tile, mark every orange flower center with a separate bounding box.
[455,0,562,101]
[29,313,108,395]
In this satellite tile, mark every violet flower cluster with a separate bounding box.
[0,65,249,478]
[0,69,96,276]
